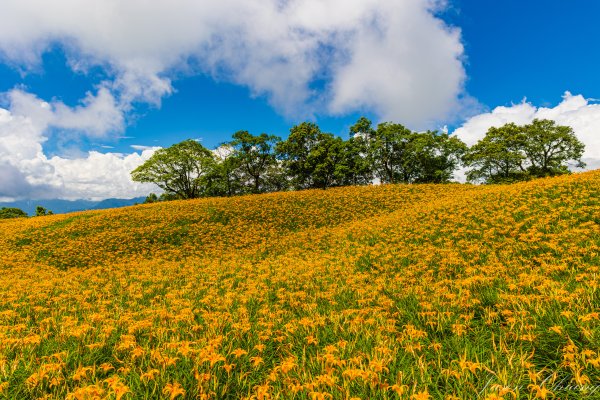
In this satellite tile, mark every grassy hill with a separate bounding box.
[0,172,599,399]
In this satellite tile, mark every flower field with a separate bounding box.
[0,171,599,399]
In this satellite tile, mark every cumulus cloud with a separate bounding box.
[6,87,125,137]
[0,162,55,200]
[0,0,472,199]
[326,1,466,124]
[47,150,158,200]
[0,107,156,201]
[453,92,600,180]
[0,0,466,125]
[0,0,470,200]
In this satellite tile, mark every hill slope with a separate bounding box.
[0,172,599,399]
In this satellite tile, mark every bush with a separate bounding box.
[35,206,53,217]
[0,207,28,219]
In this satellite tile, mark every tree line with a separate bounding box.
[0,117,587,219]
[132,117,586,202]
[0,206,53,220]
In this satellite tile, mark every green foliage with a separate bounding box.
[261,162,290,193]
[158,193,179,202]
[130,118,584,198]
[369,121,414,183]
[464,119,585,183]
[345,117,375,185]
[411,130,467,183]
[359,118,466,184]
[0,207,28,219]
[144,193,159,204]
[349,116,376,138]
[202,153,244,197]
[276,122,321,189]
[464,123,528,183]
[522,119,585,177]
[307,134,348,189]
[228,131,281,194]
[35,206,53,217]
[276,122,350,189]
[131,139,216,199]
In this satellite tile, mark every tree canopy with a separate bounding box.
[229,131,280,194]
[131,117,586,200]
[35,206,53,217]
[0,207,28,219]
[464,119,585,183]
[276,122,350,190]
[522,119,585,177]
[131,139,215,199]
[351,118,467,184]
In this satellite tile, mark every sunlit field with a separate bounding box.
[0,171,599,399]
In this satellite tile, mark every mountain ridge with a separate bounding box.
[0,197,146,215]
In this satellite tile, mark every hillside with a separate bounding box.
[0,172,599,399]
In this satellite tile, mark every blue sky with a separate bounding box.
[1,0,599,200]
[0,43,368,154]
[445,0,600,108]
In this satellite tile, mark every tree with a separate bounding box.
[229,131,280,194]
[463,123,527,183]
[521,119,585,177]
[144,193,159,204]
[159,193,179,202]
[277,122,349,189]
[131,139,216,199]
[352,117,467,184]
[262,162,290,193]
[345,117,375,185]
[35,206,53,216]
[277,122,320,189]
[201,153,244,197]
[0,207,28,219]
[464,120,585,183]
[350,116,376,138]
[411,131,467,183]
[308,134,348,189]
[369,122,421,184]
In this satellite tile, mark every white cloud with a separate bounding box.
[453,92,600,181]
[131,145,160,151]
[6,87,125,137]
[46,150,158,200]
[0,107,156,200]
[0,0,466,125]
[0,0,470,200]
[327,1,466,125]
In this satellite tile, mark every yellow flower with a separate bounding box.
[548,325,562,334]
[280,358,296,374]
[250,356,264,367]
[140,369,160,381]
[411,390,431,400]
[162,382,185,399]
[231,348,247,358]
[223,363,235,374]
[305,335,318,345]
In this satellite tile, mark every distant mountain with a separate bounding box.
[91,198,146,210]
[0,197,145,215]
